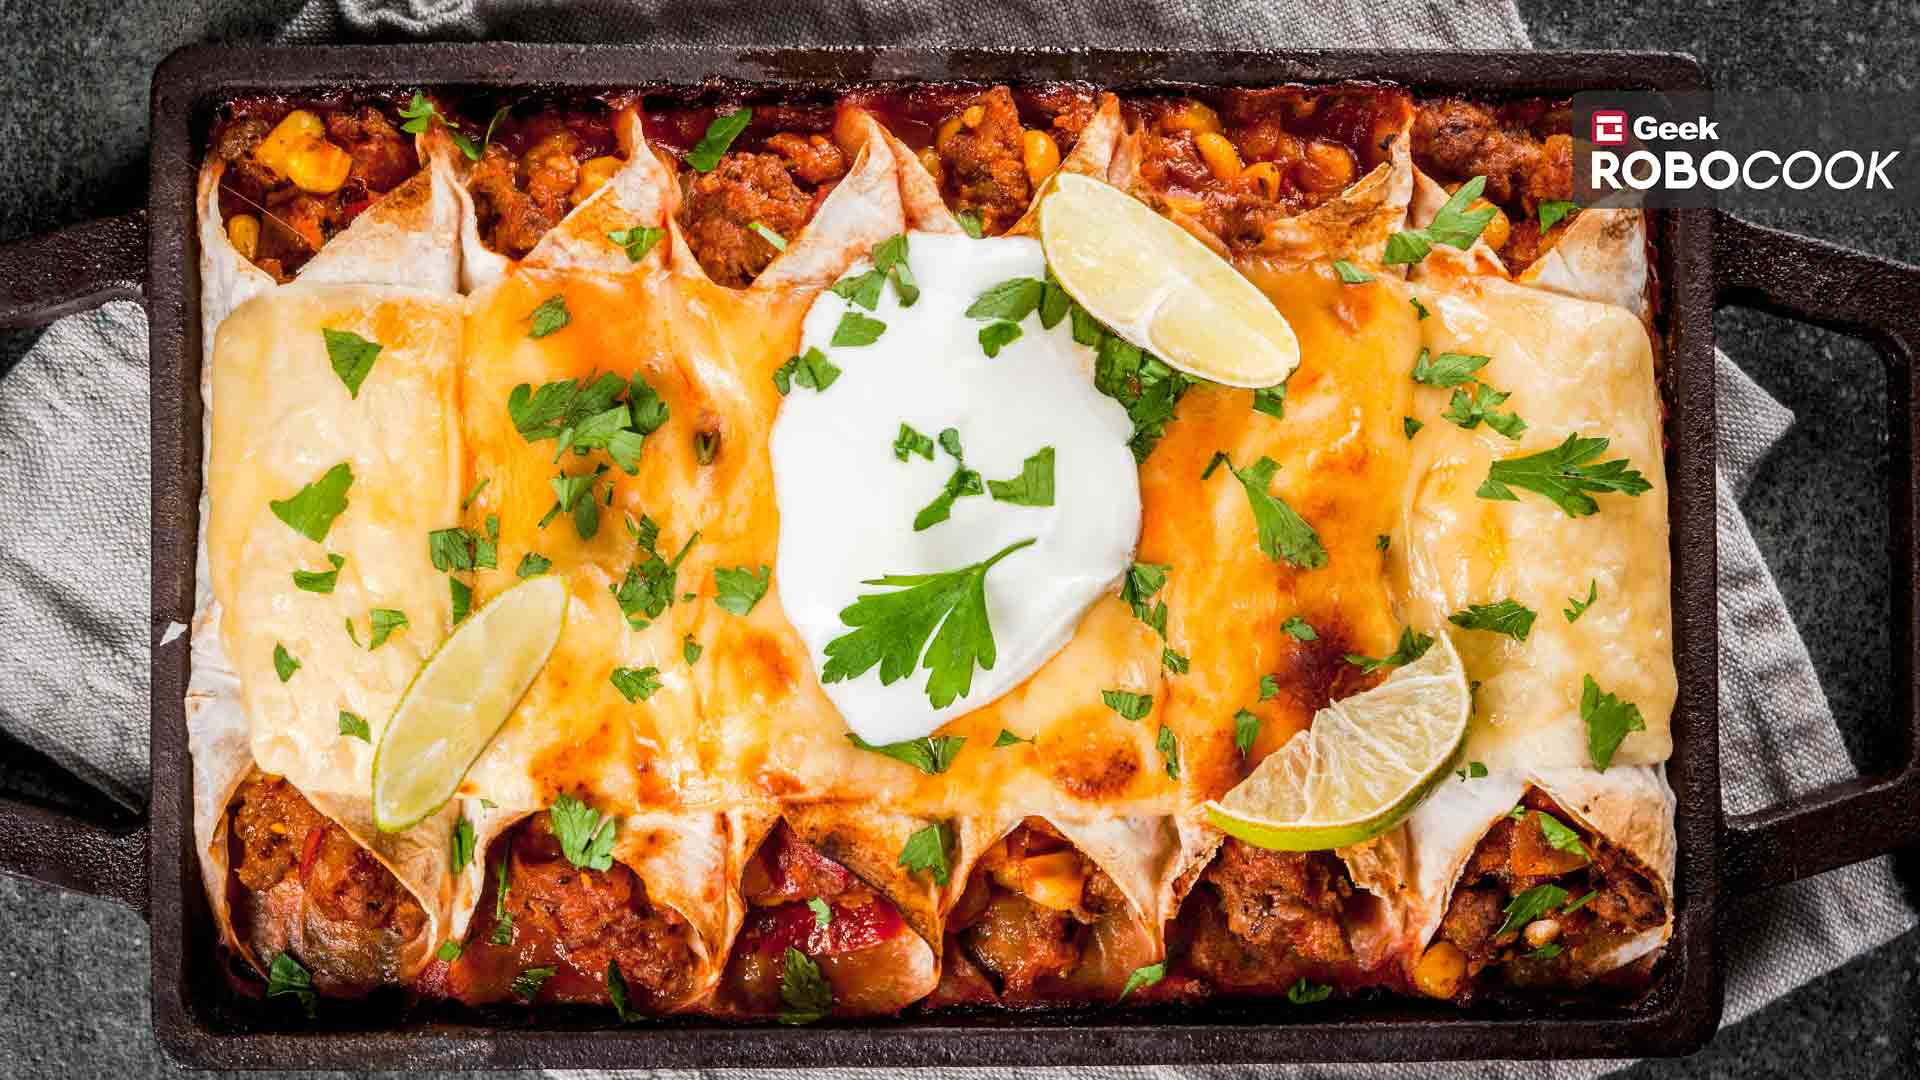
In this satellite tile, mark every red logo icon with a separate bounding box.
[1592,110,1627,146]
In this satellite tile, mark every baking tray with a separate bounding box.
[0,43,1916,1069]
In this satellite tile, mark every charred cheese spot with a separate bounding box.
[1044,711,1144,801]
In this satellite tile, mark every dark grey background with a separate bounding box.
[1,0,1915,1075]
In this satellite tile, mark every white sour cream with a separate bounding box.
[770,231,1142,745]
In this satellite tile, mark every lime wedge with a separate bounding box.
[371,575,568,831]
[1037,171,1300,389]
[1205,630,1469,851]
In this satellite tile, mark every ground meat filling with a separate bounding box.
[1173,839,1362,995]
[468,108,626,260]
[227,774,425,938]
[1417,788,1665,1001]
[1411,97,1575,270]
[213,104,418,282]
[941,819,1128,1001]
[930,87,1034,236]
[500,813,697,1007]
[678,152,818,287]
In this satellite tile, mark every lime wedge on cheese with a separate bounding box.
[372,575,567,832]
[1038,171,1300,389]
[1206,630,1469,851]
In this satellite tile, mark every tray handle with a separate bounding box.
[1715,211,1920,892]
[0,210,146,329]
[0,210,150,913]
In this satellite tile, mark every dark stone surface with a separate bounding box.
[0,0,1915,1075]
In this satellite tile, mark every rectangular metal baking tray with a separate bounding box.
[1,43,1917,1069]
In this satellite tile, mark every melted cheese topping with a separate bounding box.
[770,232,1141,745]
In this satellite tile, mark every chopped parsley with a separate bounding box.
[820,538,1035,709]
[1287,978,1333,1005]
[694,430,720,464]
[686,109,752,173]
[490,856,514,945]
[548,793,616,871]
[1455,760,1488,781]
[1448,599,1538,641]
[517,552,552,578]
[912,434,984,532]
[1121,562,1171,636]
[292,553,345,594]
[272,643,299,682]
[1281,615,1318,641]
[956,210,985,238]
[683,634,703,665]
[1377,533,1391,552]
[1496,883,1569,938]
[266,951,317,1018]
[1234,708,1260,759]
[1259,673,1280,701]
[749,221,788,251]
[270,463,353,542]
[1411,348,1489,388]
[398,92,479,159]
[1102,689,1153,721]
[1384,176,1496,265]
[1563,890,1599,914]
[966,277,1045,322]
[1441,382,1527,439]
[1529,809,1590,860]
[508,371,668,474]
[1404,416,1424,439]
[607,225,664,263]
[870,233,919,306]
[1162,647,1189,674]
[994,729,1034,747]
[1252,381,1289,420]
[460,477,489,510]
[831,310,887,347]
[1539,199,1577,233]
[845,733,966,774]
[1478,434,1652,517]
[610,666,663,703]
[1331,259,1373,283]
[608,958,641,1022]
[1119,961,1165,999]
[1345,628,1434,673]
[512,965,557,1001]
[714,564,771,615]
[338,710,370,742]
[322,328,381,398]
[1207,453,1327,570]
[437,939,463,963]
[1582,675,1647,770]
[1157,724,1180,779]
[1090,330,1191,462]
[610,527,699,630]
[808,897,833,927]
[893,423,935,461]
[773,346,841,394]
[897,821,951,885]
[527,295,570,339]
[1565,579,1598,622]
[777,947,833,1024]
[987,446,1055,506]
[451,816,475,874]
[1410,295,1431,320]
[978,319,1022,357]
[1529,943,1564,960]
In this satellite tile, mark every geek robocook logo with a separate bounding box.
[1573,92,1915,211]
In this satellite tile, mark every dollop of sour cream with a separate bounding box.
[770,231,1142,746]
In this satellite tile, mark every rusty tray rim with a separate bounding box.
[144,43,1720,1069]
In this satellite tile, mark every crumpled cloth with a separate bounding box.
[0,2,1907,1077]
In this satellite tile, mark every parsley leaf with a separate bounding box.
[956,210,985,238]
[808,897,833,927]
[1331,259,1374,283]
[266,951,317,1018]
[898,822,951,885]
[1252,382,1288,420]
[322,328,382,398]
[1404,416,1425,439]
[437,939,463,963]
[1496,883,1569,937]
[1039,271,1071,328]
[773,346,841,394]
[1564,889,1599,914]
[429,527,477,572]
[1442,382,1527,439]
[750,221,787,251]
[987,446,1055,506]
[1581,675,1646,770]
[1539,199,1577,233]
[512,965,557,1002]
[451,816,475,874]
[1162,647,1189,674]
[399,93,480,159]
[1565,579,1598,622]
[1411,296,1431,320]
[1448,599,1538,641]
[1120,962,1165,999]
[832,310,886,347]
[1157,724,1180,779]
[273,643,299,682]
[292,553,345,594]
[1102,689,1152,721]
[1287,978,1333,1004]
[1456,760,1489,781]
[966,277,1045,322]
[338,710,370,742]
[1477,434,1651,517]
[832,267,886,311]
[871,233,919,306]
[1345,628,1434,673]
[1281,615,1318,641]
[548,793,616,871]
[270,463,353,542]
[1411,349,1490,388]
[1529,942,1564,960]
[1121,562,1171,634]
[607,225,664,262]
[354,608,408,649]
[1259,673,1280,701]
[820,538,1034,708]
[846,733,966,774]
[893,423,935,461]
[714,564,770,616]
[1383,230,1432,266]
[517,552,552,578]
[994,729,1034,747]
[610,530,699,630]
[683,634,703,665]
[1211,454,1327,569]
[978,320,1023,357]
[1083,314,1192,462]
[778,946,833,1024]
[1385,176,1495,265]
[912,463,983,531]
[608,959,641,1022]
[610,666,663,703]
[687,108,752,172]
[528,295,570,338]
[1530,810,1590,860]
[1234,708,1260,759]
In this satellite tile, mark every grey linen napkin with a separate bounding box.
[0,1,1906,1075]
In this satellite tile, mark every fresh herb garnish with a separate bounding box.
[1478,434,1651,517]
[1345,628,1434,673]
[399,92,479,159]
[1287,978,1333,1005]
[1441,382,1527,439]
[1121,562,1170,636]
[1252,382,1288,420]
[956,210,985,238]
[437,939,463,963]
[1384,176,1495,265]
[1234,708,1260,760]
[1565,579,1598,622]
[1157,724,1180,779]
[1496,883,1570,938]
[292,553,345,594]
[451,816,475,874]
[831,310,887,347]
[1259,673,1280,701]
[978,319,1022,357]
[683,634,703,665]
[773,346,841,394]
[1162,647,1189,674]
[1564,890,1599,914]
[1448,599,1538,641]
[266,952,317,1018]
[338,710,370,742]
[1582,675,1646,770]
[1529,943,1564,960]
[820,538,1035,708]
[270,463,353,542]
[1120,962,1166,999]
[1208,453,1327,569]
[845,733,966,775]
[1410,296,1431,320]
[897,821,951,885]
[1281,615,1318,641]
[1539,199,1577,233]
[527,295,570,339]
[1331,259,1374,283]
[508,371,667,474]
[994,729,1034,747]
[607,225,664,263]
[512,965,557,1001]
[610,528,699,630]
[893,423,935,462]
[777,947,833,1024]
[610,666,663,703]
[987,446,1055,506]
[273,643,299,682]
[1530,810,1590,860]
[1411,348,1489,388]
[322,328,382,398]
[517,552,552,578]
[608,959,641,1022]
[1102,689,1152,721]
[714,565,771,615]
[548,793,616,870]
[871,233,919,306]
[686,108,752,172]
[808,897,833,927]
[1455,761,1488,781]
[750,221,788,251]
[490,856,514,945]
[912,434,984,532]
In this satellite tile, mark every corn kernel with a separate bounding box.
[961,104,985,129]
[571,155,623,205]
[284,142,352,195]
[1159,101,1222,136]
[1194,131,1243,182]
[226,214,260,260]
[252,109,326,183]
[1021,129,1061,186]
[1413,941,1468,999]
[917,146,945,186]
[1471,198,1511,252]
[1242,161,1282,200]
